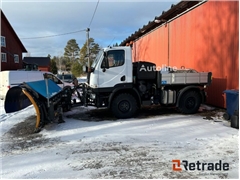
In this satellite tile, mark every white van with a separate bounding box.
[0,70,73,99]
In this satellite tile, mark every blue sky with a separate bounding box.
[1,0,179,57]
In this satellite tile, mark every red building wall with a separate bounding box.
[132,1,239,108]
[1,12,25,71]
[38,66,50,72]
[133,24,169,65]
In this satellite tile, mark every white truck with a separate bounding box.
[80,46,212,118]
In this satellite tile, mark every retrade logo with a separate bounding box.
[172,160,182,171]
[172,160,229,172]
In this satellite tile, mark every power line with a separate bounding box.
[20,29,86,40]
[20,0,99,40]
[88,0,99,28]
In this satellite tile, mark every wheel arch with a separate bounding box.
[176,86,204,107]
[108,87,141,109]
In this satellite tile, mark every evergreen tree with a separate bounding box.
[113,43,119,47]
[50,57,58,74]
[48,54,58,74]
[64,59,72,72]
[64,39,80,64]
[71,61,83,77]
[70,38,100,76]
[57,56,65,72]
[79,37,100,67]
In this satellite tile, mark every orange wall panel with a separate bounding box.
[170,1,239,107]
[132,24,169,67]
[132,1,238,108]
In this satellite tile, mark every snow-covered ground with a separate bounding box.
[0,100,239,179]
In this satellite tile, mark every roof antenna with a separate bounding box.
[108,37,115,48]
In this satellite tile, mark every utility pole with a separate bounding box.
[86,28,90,72]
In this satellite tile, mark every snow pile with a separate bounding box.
[0,101,239,179]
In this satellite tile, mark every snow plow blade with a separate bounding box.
[5,86,31,113]
[4,78,73,133]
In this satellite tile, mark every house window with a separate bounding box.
[1,53,7,62]
[1,36,6,47]
[14,54,19,63]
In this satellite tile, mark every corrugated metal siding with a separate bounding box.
[169,1,239,107]
[132,1,239,108]
[132,24,169,66]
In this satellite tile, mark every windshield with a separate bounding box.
[57,74,72,80]
[91,49,103,68]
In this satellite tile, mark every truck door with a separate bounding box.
[98,50,126,88]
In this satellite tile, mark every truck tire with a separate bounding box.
[178,91,201,114]
[111,93,138,119]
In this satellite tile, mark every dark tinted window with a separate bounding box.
[57,74,73,79]
[64,75,72,79]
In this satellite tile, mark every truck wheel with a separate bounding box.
[178,91,201,114]
[111,93,138,119]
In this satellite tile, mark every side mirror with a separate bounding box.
[83,65,94,73]
[101,57,109,72]
[82,65,88,73]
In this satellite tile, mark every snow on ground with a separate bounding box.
[0,99,239,179]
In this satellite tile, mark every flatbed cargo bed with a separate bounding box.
[160,71,212,85]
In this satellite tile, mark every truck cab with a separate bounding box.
[89,46,133,89]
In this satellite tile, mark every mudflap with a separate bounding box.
[4,86,32,113]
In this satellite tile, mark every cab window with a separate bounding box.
[106,50,125,68]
